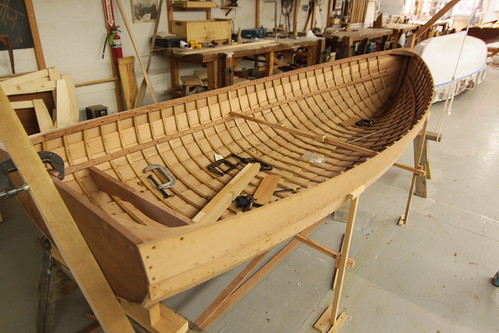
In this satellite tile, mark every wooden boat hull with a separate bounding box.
[2,49,433,305]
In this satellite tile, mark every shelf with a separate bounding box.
[173,1,217,9]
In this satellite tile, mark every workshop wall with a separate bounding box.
[1,0,327,115]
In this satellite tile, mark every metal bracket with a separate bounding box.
[0,151,65,198]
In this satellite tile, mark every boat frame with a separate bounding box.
[0,48,434,332]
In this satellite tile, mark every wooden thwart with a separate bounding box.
[231,112,377,156]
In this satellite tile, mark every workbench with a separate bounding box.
[382,23,420,47]
[164,37,324,92]
[322,28,393,59]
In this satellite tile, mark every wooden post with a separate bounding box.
[293,0,299,36]
[256,0,261,28]
[329,187,363,328]
[169,54,180,90]
[0,89,134,332]
[414,131,441,198]
[207,60,217,90]
[326,0,333,28]
[219,53,234,87]
[264,51,275,76]
[24,0,46,70]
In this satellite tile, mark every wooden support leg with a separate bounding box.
[195,221,323,329]
[37,239,79,333]
[37,242,56,333]
[119,299,189,333]
[207,61,217,90]
[314,187,364,333]
[329,188,362,329]
[169,55,180,91]
[264,51,275,76]
[398,118,430,225]
[219,53,234,87]
[195,252,269,328]
[413,134,429,198]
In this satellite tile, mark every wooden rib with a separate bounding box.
[231,112,377,156]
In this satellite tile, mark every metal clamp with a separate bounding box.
[355,119,374,127]
[227,153,273,172]
[0,151,64,198]
[143,164,176,198]
[207,159,239,177]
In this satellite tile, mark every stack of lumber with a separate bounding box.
[0,68,79,134]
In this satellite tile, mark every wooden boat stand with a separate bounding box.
[398,118,440,225]
[193,187,363,333]
[35,187,363,333]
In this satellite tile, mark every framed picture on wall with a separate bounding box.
[131,0,158,23]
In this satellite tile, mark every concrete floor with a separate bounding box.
[1,68,498,333]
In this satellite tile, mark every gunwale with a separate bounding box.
[7,49,434,304]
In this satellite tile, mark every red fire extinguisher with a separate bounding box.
[110,27,123,61]
[102,26,123,63]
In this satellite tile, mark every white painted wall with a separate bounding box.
[1,0,330,115]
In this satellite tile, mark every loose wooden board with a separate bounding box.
[0,89,134,332]
[253,175,281,205]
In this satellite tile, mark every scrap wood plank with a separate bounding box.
[253,175,281,205]
[33,99,54,132]
[0,68,50,88]
[61,74,80,124]
[55,79,72,127]
[192,163,260,224]
[0,89,134,332]
[118,57,138,110]
[1,80,56,96]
